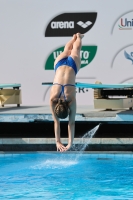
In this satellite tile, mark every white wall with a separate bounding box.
[0,0,133,105]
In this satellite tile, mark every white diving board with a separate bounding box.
[42,82,133,89]
[76,82,133,89]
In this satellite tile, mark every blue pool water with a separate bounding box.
[0,153,133,200]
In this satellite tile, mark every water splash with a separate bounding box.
[72,124,100,152]
[31,124,100,169]
[31,154,78,170]
[31,158,78,169]
[72,124,100,161]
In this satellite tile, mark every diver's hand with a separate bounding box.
[56,142,67,152]
[65,144,72,151]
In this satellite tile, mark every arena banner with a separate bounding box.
[0,0,133,106]
[45,12,97,37]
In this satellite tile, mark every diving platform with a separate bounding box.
[42,81,133,110]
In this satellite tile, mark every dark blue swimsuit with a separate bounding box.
[54,56,77,75]
[53,83,76,101]
[54,56,77,100]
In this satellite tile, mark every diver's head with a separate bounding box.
[54,99,69,119]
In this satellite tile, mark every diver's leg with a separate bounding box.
[54,34,77,66]
[70,33,84,70]
[64,34,77,52]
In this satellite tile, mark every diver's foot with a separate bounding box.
[72,34,77,41]
[77,33,84,39]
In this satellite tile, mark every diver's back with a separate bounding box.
[53,65,76,85]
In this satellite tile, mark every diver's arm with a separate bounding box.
[66,98,76,150]
[50,99,60,142]
[50,99,66,151]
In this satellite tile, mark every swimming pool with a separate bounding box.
[0,153,133,199]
